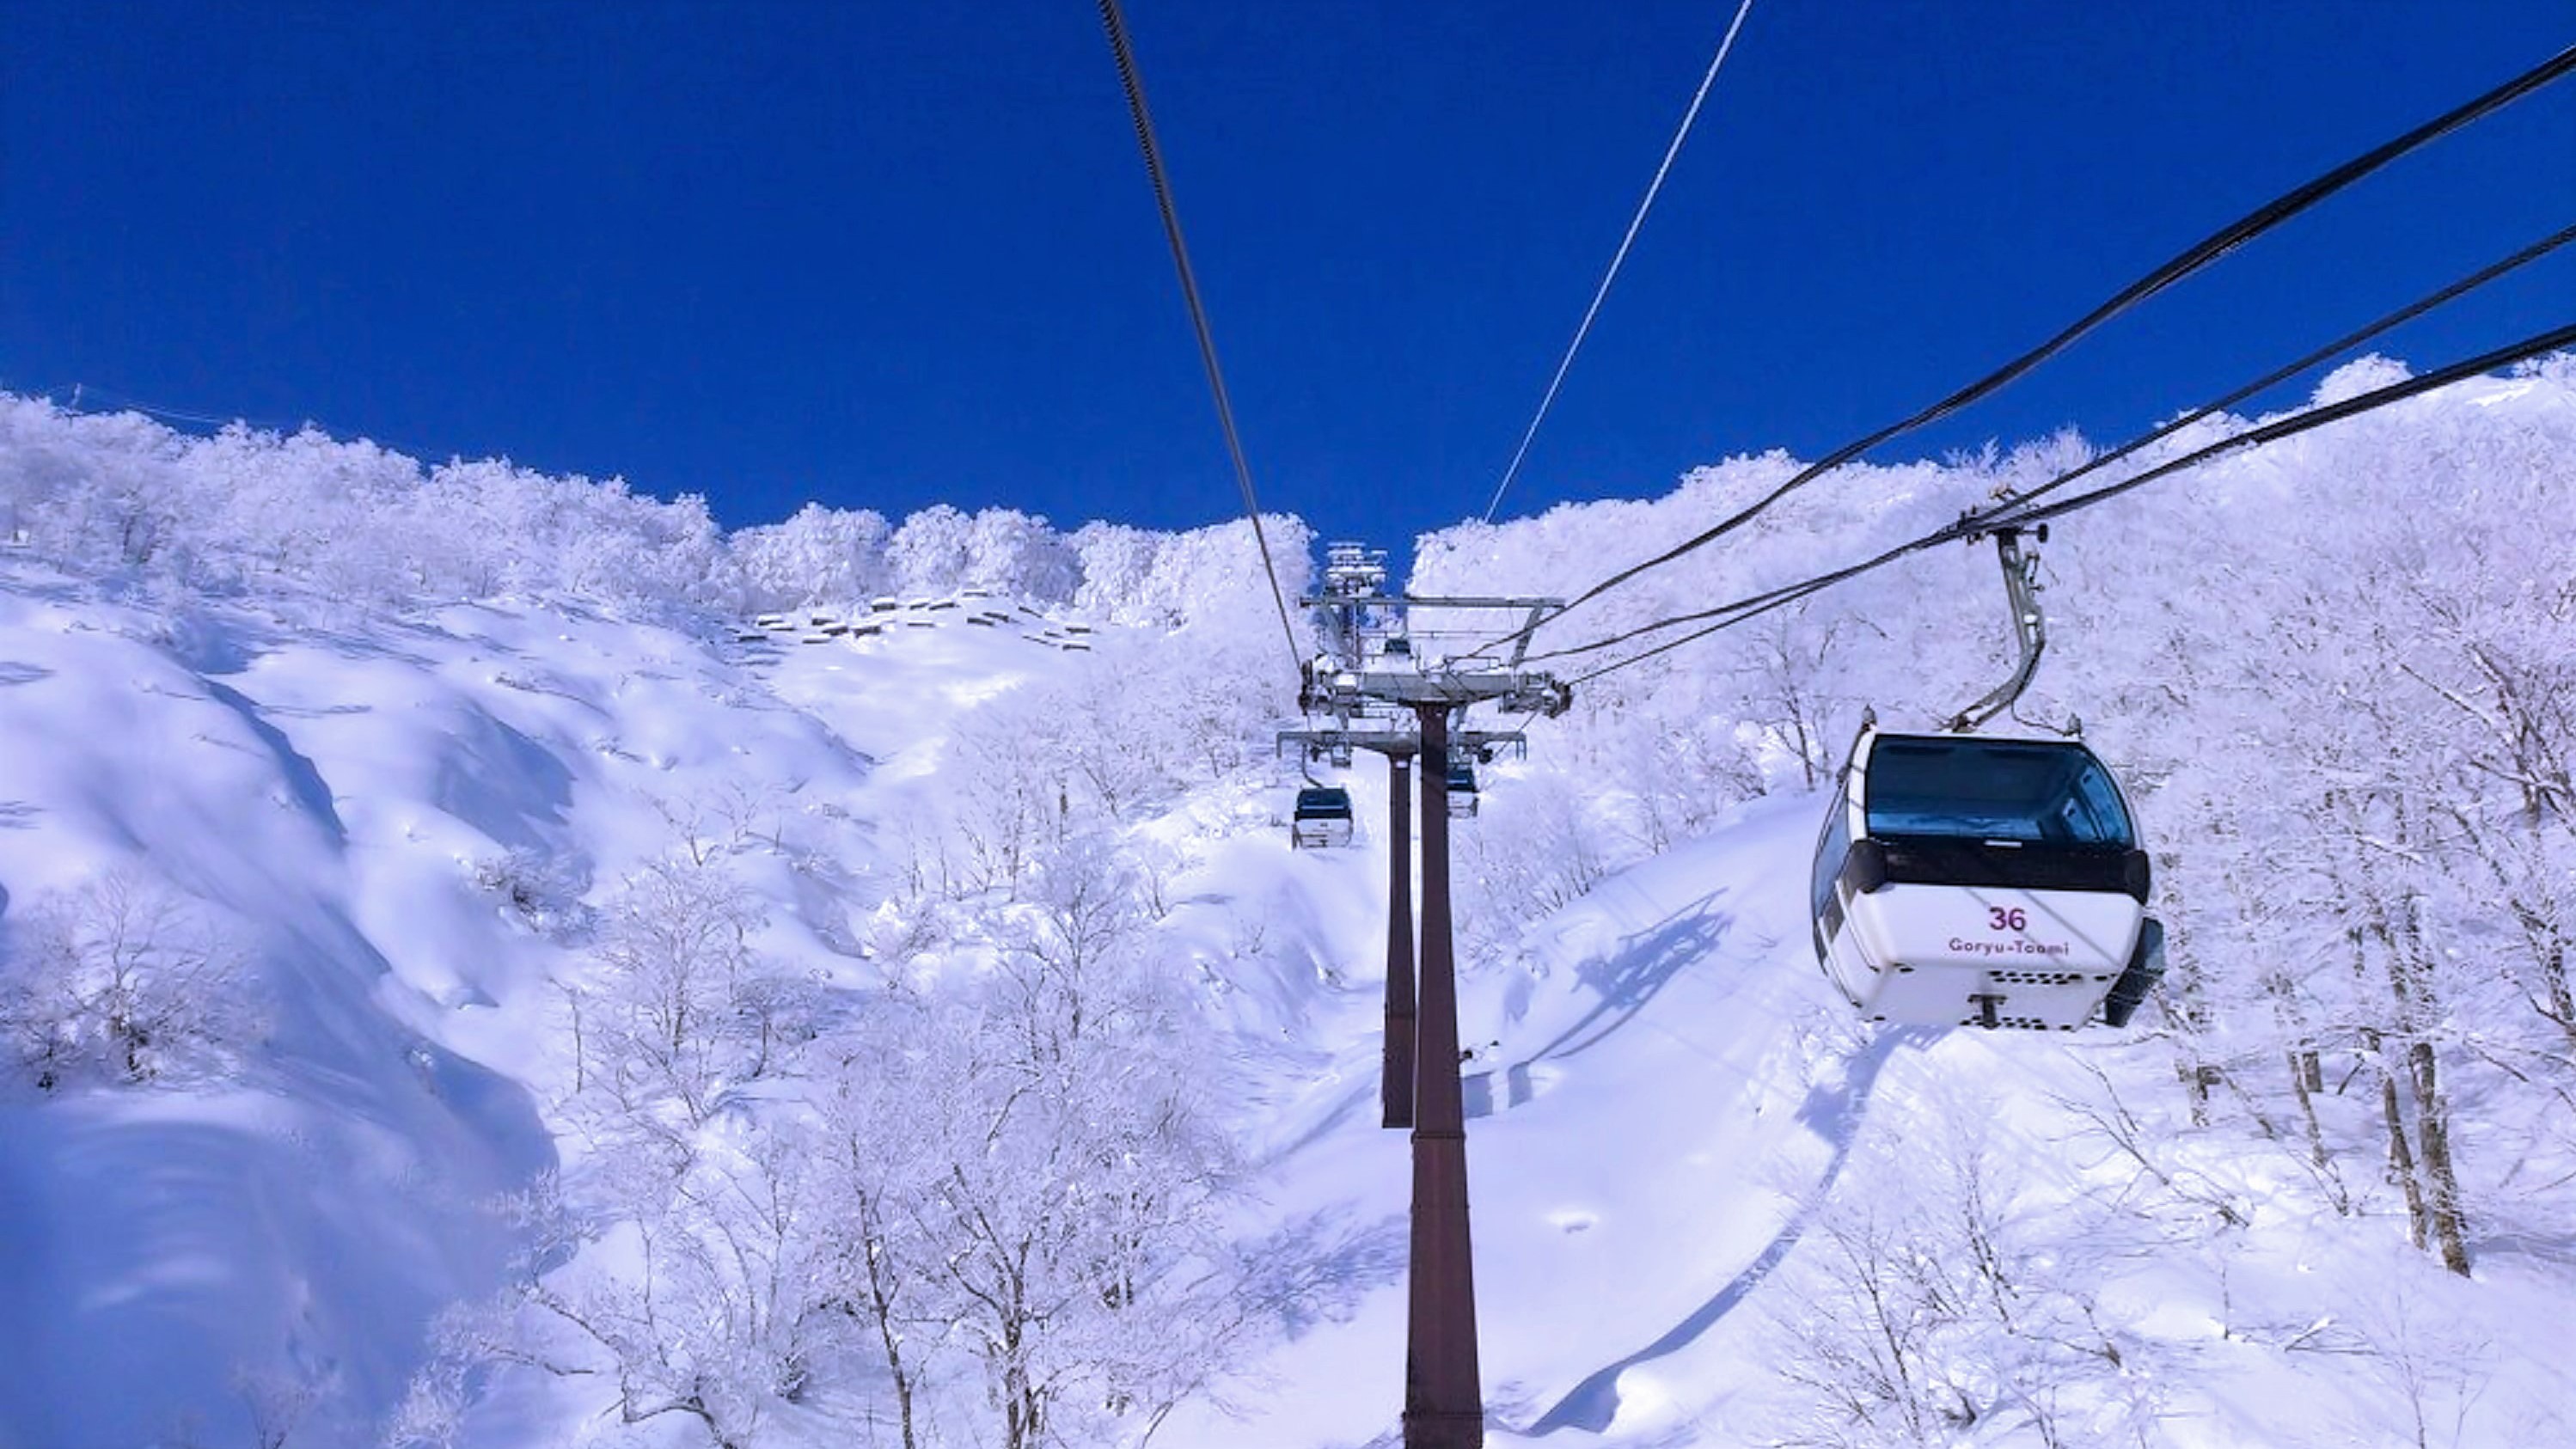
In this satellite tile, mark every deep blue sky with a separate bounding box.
[4,2,2571,551]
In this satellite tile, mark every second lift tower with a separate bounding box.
[1285,542,1569,1449]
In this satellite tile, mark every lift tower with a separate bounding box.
[1287,554,1569,1449]
[1278,715,1529,1129]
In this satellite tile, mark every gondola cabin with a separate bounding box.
[1811,725,2164,1030]
[1291,786,1355,849]
[1446,764,1479,819]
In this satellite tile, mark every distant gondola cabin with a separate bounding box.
[1291,786,1355,849]
[1446,764,1478,819]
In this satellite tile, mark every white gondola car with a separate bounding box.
[1810,725,2163,1030]
[1291,786,1355,849]
[1445,763,1478,819]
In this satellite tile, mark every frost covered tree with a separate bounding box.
[730,501,892,611]
[942,700,1077,895]
[1765,1091,2163,1449]
[1453,771,1622,964]
[568,853,773,1128]
[848,846,1249,1448]
[887,504,975,596]
[0,871,257,1090]
[396,1133,847,1449]
[412,830,1256,1449]
[963,508,1080,602]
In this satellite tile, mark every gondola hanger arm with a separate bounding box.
[1944,519,2050,733]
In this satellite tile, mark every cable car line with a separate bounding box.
[1556,316,2576,687]
[1480,0,1761,527]
[1485,41,2576,655]
[1096,0,1308,681]
[1517,219,2576,672]
[1942,219,2576,523]
[1987,320,2576,530]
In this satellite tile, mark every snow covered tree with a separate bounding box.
[572,853,771,1128]
[0,871,257,1090]
[729,501,893,611]
[891,875,1249,1447]
[398,1135,847,1449]
[963,508,1080,602]
[888,504,975,596]
[1765,1090,2162,1449]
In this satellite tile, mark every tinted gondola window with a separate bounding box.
[1810,799,1851,922]
[1295,788,1352,819]
[1865,738,2133,847]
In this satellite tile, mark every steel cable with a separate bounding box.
[1561,318,2576,686]
[1097,0,1308,679]
[1481,0,1760,525]
[1525,219,2576,669]
[1503,41,2576,651]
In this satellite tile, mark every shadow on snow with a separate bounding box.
[1521,1027,1930,1436]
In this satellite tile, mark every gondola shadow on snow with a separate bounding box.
[1516,1026,1930,1436]
[1465,894,1741,1122]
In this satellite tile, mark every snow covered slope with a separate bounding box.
[0,564,1311,1445]
[4,559,2572,1447]
[3,359,2573,1446]
[0,572,909,1445]
[1172,785,2576,1447]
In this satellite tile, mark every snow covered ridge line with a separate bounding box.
[1411,352,2576,602]
[0,390,1313,628]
